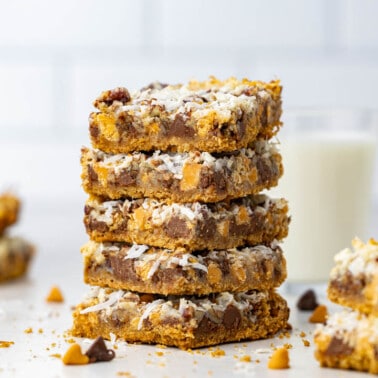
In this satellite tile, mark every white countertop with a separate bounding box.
[0,245,370,378]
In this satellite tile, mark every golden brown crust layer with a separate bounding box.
[0,236,35,282]
[89,77,282,154]
[81,141,283,203]
[84,195,289,251]
[82,241,287,295]
[0,193,20,235]
[71,288,289,349]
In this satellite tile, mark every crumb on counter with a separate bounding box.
[239,355,252,362]
[210,348,226,357]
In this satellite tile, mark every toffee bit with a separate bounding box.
[85,336,115,363]
[297,289,318,311]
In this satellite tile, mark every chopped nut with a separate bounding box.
[62,344,89,365]
[46,286,64,303]
[267,348,290,369]
[309,304,328,323]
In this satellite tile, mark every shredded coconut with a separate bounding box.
[124,244,149,260]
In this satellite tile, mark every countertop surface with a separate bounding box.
[0,250,369,378]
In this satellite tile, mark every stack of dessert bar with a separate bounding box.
[72,77,290,349]
[0,193,34,282]
[315,238,378,373]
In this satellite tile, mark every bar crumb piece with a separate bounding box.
[0,341,14,348]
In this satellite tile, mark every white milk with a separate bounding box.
[269,132,376,282]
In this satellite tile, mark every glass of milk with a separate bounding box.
[270,109,377,293]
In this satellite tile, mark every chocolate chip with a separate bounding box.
[86,218,108,233]
[297,289,319,311]
[374,346,378,360]
[325,337,353,357]
[164,216,190,239]
[89,123,100,139]
[87,165,99,183]
[223,305,241,330]
[117,170,136,186]
[167,114,195,138]
[85,336,115,363]
[197,215,216,240]
[110,255,139,282]
[140,82,168,91]
[94,87,131,108]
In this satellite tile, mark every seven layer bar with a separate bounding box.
[72,76,290,349]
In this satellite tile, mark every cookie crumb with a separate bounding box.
[309,304,328,323]
[297,289,318,311]
[0,341,14,348]
[302,339,311,347]
[50,353,61,359]
[46,286,64,303]
[267,347,290,369]
[210,348,225,357]
[299,331,306,337]
[239,355,252,363]
[24,327,33,334]
[62,344,89,365]
[155,351,164,357]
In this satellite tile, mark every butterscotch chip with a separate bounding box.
[62,344,89,365]
[46,286,64,303]
[267,347,290,369]
[309,305,328,323]
[297,289,318,311]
